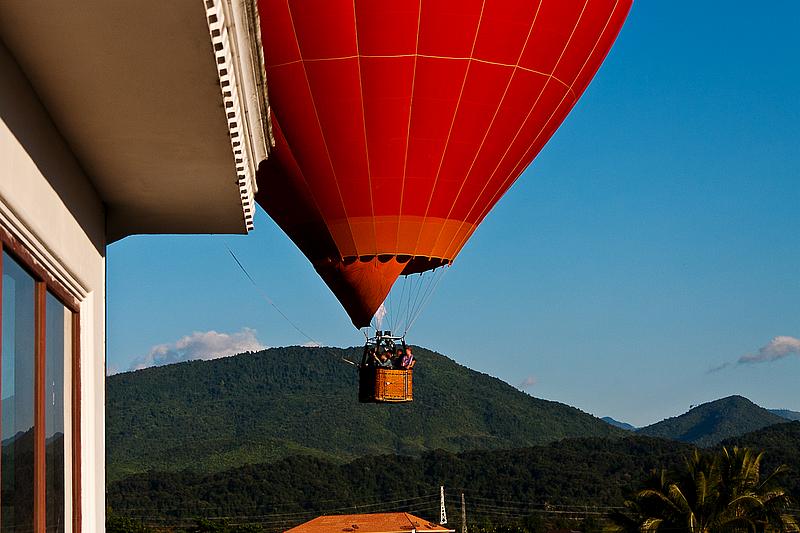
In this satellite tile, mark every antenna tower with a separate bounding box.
[439,486,447,525]
[460,493,467,533]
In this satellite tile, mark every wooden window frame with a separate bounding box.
[0,224,82,533]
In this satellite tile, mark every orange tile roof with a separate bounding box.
[285,513,455,533]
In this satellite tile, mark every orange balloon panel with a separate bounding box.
[256,0,632,327]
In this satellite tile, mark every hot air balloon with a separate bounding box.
[255,0,631,335]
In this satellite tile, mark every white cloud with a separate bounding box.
[738,336,800,365]
[517,375,537,390]
[130,328,266,370]
[708,336,800,373]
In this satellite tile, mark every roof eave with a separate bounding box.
[0,0,272,241]
[205,0,273,233]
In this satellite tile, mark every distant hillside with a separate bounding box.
[602,417,636,431]
[107,347,624,482]
[719,421,800,499]
[637,395,786,447]
[107,435,692,526]
[107,423,800,529]
[770,409,800,422]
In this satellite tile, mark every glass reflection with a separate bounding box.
[45,292,68,533]
[2,252,36,532]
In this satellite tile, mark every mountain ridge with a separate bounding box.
[770,408,800,422]
[106,346,624,482]
[602,416,636,431]
[637,395,787,447]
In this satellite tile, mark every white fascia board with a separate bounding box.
[205,0,273,232]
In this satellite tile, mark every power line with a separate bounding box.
[116,492,440,517]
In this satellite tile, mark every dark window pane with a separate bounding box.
[1,252,36,532]
[45,292,68,533]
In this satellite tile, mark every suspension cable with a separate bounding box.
[405,273,426,331]
[226,240,445,350]
[405,266,447,335]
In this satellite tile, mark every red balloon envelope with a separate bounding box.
[256,0,632,328]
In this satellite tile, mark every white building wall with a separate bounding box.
[1,40,106,531]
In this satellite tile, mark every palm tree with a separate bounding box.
[607,447,799,532]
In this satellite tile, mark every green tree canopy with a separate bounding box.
[609,447,798,532]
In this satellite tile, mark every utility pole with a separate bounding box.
[439,486,447,525]
[460,493,467,533]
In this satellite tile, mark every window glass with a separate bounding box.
[1,251,36,532]
[46,292,69,532]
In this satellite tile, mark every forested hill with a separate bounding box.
[107,435,693,526]
[106,423,800,528]
[637,395,787,447]
[107,346,623,481]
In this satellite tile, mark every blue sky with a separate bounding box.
[108,1,799,427]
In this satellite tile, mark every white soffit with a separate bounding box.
[0,0,270,241]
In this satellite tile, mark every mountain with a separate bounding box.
[602,417,636,431]
[637,395,787,447]
[106,346,625,482]
[770,408,800,422]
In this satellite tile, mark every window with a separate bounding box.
[2,252,36,530]
[1,228,80,533]
[45,293,70,532]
